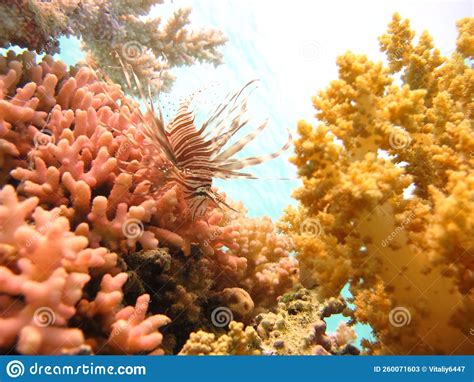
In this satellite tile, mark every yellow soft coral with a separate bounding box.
[281,15,474,354]
[456,18,474,57]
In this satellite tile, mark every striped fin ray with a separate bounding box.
[216,130,292,171]
[116,53,177,165]
[205,98,249,143]
[130,69,177,165]
[202,80,257,143]
[208,114,250,155]
[212,119,268,162]
[201,80,258,135]
[213,168,259,179]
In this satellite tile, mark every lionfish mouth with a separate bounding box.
[117,56,292,220]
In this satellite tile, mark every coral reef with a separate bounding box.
[0,185,169,355]
[2,5,471,357]
[120,211,297,353]
[255,288,358,355]
[179,321,261,355]
[280,14,474,354]
[0,50,296,354]
[214,209,298,312]
[178,288,359,356]
[0,0,226,94]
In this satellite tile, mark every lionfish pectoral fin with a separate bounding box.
[147,54,168,122]
[212,119,268,162]
[217,129,292,171]
[208,112,250,154]
[115,53,134,90]
[213,168,259,179]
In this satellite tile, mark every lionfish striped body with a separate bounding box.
[127,74,291,220]
[164,102,215,217]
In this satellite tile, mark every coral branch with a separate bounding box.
[0,0,226,94]
[281,14,474,355]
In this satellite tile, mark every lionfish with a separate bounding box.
[118,61,291,220]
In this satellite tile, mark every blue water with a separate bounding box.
[10,0,472,349]
[56,0,470,220]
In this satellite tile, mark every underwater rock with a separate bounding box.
[279,13,474,355]
[254,287,359,355]
[122,243,295,353]
[216,288,255,322]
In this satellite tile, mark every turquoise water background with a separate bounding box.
[9,0,472,349]
[58,0,472,221]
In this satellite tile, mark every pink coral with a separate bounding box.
[0,183,168,355]
[108,294,170,355]
[0,50,297,355]
[215,210,299,310]
[0,50,234,256]
[0,51,178,355]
